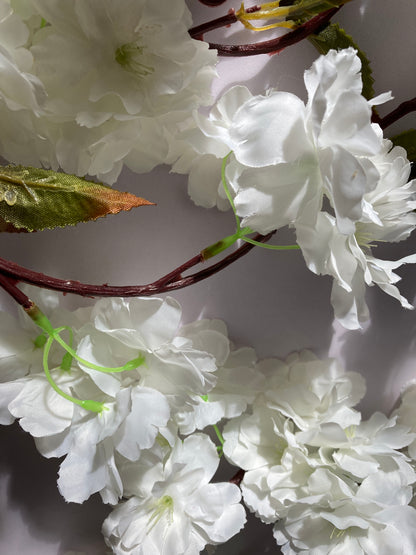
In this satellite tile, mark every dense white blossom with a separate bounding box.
[0,295,233,504]
[175,320,263,434]
[103,434,246,554]
[274,469,416,554]
[76,298,221,415]
[177,49,384,232]
[223,405,315,522]
[0,0,217,181]
[256,350,366,431]
[297,140,416,328]
[222,352,365,522]
[175,48,416,328]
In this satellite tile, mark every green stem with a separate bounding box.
[218,152,301,252]
[53,330,145,374]
[213,424,225,446]
[221,152,240,231]
[242,236,300,250]
[42,336,106,414]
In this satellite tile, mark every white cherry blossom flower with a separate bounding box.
[75,298,221,415]
[257,350,365,432]
[103,434,246,555]
[175,319,263,434]
[0,0,217,181]
[296,141,416,328]
[3,364,171,504]
[0,295,245,504]
[393,383,416,460]
[223,405,315,523]
[177,48,385,236]
[274,468,416,554]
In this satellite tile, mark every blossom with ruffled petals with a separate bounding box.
[297,140,416,328]
[257,350,366,431]
[1,0,217,181]
[178,49,386,235]
[103,434,246,555]
[0,295,233,505]
[274,468,416,554]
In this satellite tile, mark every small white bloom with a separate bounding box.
[297,142,416,328]
[274,468,416,554]
[0,0,217,181]
[175,320,263,434]
[171,85,253,209]
[223,405,314,523]
[393,383,416,459]
[257,350,365,431]
[103,434,246,554]
[76,298,220,414]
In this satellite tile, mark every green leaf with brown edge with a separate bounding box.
[0,165,154,232]
[308,23,375,101]
[390,129,416,163]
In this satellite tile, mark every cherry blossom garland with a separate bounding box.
[0,1,416,554]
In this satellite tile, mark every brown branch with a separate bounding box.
[0,274,33,310]
[0,232,276,300]
[189,6,261,40]
[229,467,245,486]
[196,7,340,56]
[198,0,228,6]
[372,97,416,130]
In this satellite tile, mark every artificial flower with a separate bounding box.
[103,433,246,554]
[296,141,416,328]
[178,48,385,236]
[256,350,366,431]
[75,297,221,414]
[223,405,314,523]
[0,294,235,504]
[175,319,263,434]
[274,468,416,554]
[0,0,217,182]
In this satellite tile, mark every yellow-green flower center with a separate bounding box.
[147,495,174,531]
[115,42,154,78]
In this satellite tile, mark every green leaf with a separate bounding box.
[308,23,375,101]
[286,0,353,22]
[390,129,416,163]
[0,165,153,232]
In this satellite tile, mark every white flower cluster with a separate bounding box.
[0,0,217,182]
[175,48,416,329]
[0,290,250,553]
[223,351,416,554]
[1,1,414,330]
[2,292,416,554]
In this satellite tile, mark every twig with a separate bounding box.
[372,97,416,130]
[0,232,276,300]
[190,7,339,56]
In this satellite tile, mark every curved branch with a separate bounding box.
[372,97,416,130]
[195,7,340,56]
[0,232,276,300]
